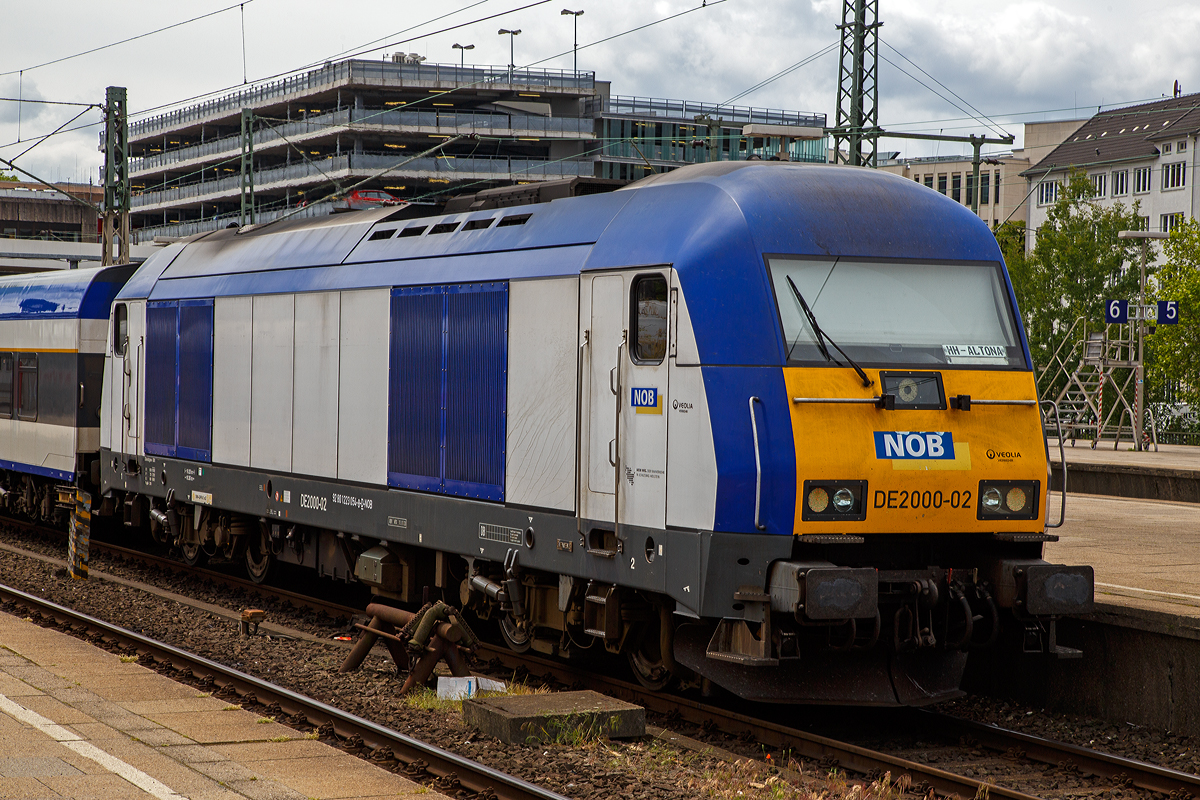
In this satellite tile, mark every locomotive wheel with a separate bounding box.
[245,526,272,584]
[499,615,532,653]
[179,540,205,567]
[626,614,675,691]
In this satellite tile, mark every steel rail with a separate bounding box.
[14,521,1199,797]
[0,582,569,800]
[475,647,1043,800]
[924,711,1200,798]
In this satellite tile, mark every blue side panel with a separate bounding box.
[702,366,796,535]
[444,283,507,502]
[176,300,214,462]
[0,458,73,483]
[144,303,178,457]
[388,287,444,493]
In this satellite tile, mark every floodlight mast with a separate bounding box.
[498,29,521,83]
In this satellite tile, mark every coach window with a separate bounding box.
[113,303,127,356]
[631,275,668,364]
[16,354,36,421]
[0,354,11,418]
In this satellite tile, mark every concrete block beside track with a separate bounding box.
[463,689,645,744]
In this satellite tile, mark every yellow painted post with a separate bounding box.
[69,489,91,579]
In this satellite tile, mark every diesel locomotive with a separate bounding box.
[1,162,1094,705]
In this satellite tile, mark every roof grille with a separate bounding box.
[496,214,532,228]
[462,218,494,231]
[428,222,460,235]
[398,226,426,238]
[369,229,395,241]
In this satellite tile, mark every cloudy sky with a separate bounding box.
[1,0,1196,185]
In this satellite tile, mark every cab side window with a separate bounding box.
[113,303,128,356]
[631,275,668,364]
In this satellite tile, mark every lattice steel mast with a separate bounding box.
[831,0,881,166]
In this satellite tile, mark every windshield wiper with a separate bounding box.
[785,275,873,388]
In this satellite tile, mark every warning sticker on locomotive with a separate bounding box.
[631,387,663,415]
[942,344,1008,365]
[874,431,955,460]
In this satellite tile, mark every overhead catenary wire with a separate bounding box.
[721,42,839,106]
[879,38,1011,140]
[0,1,256,77]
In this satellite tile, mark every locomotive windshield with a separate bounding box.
[768,257,1026,369]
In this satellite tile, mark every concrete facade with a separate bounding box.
[119,57,826,242]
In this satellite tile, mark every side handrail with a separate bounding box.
[1040,399,1066,529]
[749,396,765,531]
[611,331,626,529]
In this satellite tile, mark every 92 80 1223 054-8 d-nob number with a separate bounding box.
[874,489,972,510]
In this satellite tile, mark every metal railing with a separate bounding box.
[127,60,595,140]
[585,95,825,128]
[130,108,594,175]
[131,152,586,209]
[133,200,340,242]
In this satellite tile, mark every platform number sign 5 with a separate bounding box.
[1158,300,1180,325]
[1105,299,1128,324]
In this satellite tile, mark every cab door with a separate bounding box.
[579,269,672,531]
[111,300,145,457]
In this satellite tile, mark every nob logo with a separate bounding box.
[873,431,955,460]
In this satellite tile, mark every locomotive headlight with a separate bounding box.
[1005,486,1027,512]
[976,480,1039,520]
[802,480,868,521]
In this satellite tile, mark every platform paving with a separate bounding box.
[1048,439,1200,502]
[1045,492,1200,622]
[1049,439,1200,472]
[0,610,443,800]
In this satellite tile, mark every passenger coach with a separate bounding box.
[99,162,1093,705]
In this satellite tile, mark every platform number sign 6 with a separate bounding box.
[1105,299,1128,324]
[1158,300,1180,325]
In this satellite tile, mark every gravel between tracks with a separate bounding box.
[2,524,1197,799]
[0,527,850,800]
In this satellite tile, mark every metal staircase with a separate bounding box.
[1036,318,1158,450]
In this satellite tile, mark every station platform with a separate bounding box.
[1049,439,1200,503]
[0,611,437,800]
[1045,493,1200,624]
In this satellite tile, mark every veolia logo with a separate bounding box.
[873,431,956,460]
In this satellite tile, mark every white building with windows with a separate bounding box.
[1023,93,1200,251]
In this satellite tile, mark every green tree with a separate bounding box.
[1149,218,1200,413]
[1008,170,1146,396]
[0,173,18,182]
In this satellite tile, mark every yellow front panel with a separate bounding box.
[785,367,1046,535]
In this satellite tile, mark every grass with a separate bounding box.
[223,705,240,711]
[270,735,291,742]
[256,716,275,724]
[403,675,548,714]
[119,655,137,663]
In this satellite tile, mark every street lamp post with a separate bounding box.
[1117,229,1169,450]
[452,42,474,72]
[561,9,584,74]
[498,29,521,83]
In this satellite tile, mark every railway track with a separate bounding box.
[0,581,568,800]
[9,522,1200,799]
